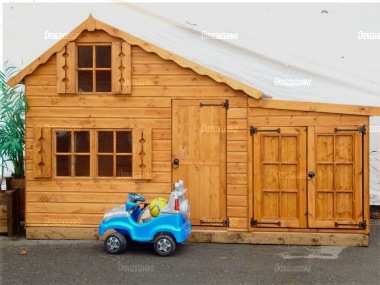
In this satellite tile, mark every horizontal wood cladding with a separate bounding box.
[28,96,172,108]
[28,203,121,214]
[249,107,368,126]
[26,86,246,97]
[28,213,103,226]
[27,107,171,119]
[25,74,222,87]
[227,206,247,217]
[227,185,247,196]
[26,180,171,193]
[227,162,247,173]
[26,118,171,129]
[27,191,170,203]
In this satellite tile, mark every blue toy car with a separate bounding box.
[98,180,191,256]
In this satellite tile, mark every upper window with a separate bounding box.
[57,36,131,94]
[77,45,112,93]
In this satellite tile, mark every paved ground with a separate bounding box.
[1,222,379,285]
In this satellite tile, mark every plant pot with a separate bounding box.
[0,189,20,236]
[10,178,25,221]
[5,177,12,191]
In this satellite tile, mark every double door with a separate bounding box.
[252,126,365,229]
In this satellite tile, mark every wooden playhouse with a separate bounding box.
[8,15,380,246]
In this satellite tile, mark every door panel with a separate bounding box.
[253,127,307,228]
[308,126,363,228]
[172,100,226,226]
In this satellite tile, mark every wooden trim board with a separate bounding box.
[249,98,380,116]
[26,227,369,246]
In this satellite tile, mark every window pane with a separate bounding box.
[78,71,93,92]
[96,71,111,92]
[98,131,113,153]
[56,132,71,153]
[78,46,93,68]
[116,156,132,177]
[56,155,71,176]
[75,155,90,176]
[116,131,132,153]
[75,131,90,153]
[98,155,113,176]
[96,46,111,68]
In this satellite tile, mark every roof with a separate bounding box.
[4,4,380,109]
[7,14,262,99]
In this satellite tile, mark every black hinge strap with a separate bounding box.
[251,219,281,227]
[200,100,229,110]
[334,125,366,134]
[335,221,367,229]
[200,217,230,227]
[250,126,281,135]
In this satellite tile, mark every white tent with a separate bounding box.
[1,2,379,203]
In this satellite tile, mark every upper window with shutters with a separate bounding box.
[56,31,131,95]
[77,45,111,92]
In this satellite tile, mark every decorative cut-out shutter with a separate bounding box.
[33,127,52,178]
[56,42,76,94]
[112,42,131,94]
[132,128,152,180]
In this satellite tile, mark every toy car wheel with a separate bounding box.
[105,233,127,254]
[154,235,176,257]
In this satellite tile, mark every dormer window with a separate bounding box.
[77,45,112,92]
[56,30,131,95]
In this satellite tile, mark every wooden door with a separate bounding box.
[172,100,227,226]
[252,127,307,228]
[308,126,363,228]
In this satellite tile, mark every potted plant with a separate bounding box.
[0,62,28,220]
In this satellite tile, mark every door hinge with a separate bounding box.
[334,221,367,229]
[200,100,229,110]
[200,217,230,227]
[250,126,281,135]
[251,218,281,227]
[334,125,366,134]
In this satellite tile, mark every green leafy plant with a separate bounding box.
[0,62,28,178]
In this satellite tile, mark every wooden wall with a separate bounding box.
[24,32,250,238]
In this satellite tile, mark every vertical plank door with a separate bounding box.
[172,100,227,226]
[252,127,307,228]
[308,126,364,228]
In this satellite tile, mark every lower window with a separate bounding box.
[54,129,132,178]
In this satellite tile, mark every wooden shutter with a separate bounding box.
[56,42,76,94]
[33,127,52,179]
[112,42,131,94]
[132,128,152,180]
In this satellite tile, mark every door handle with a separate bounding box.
[172,158,180,169]
[307,171,315,180]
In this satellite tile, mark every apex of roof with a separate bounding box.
[7,14,263,99]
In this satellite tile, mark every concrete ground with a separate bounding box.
[1,222,379,285]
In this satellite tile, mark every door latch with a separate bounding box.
[307,171,315,180]
[172,158,180,169]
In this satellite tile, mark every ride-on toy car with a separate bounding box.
[98,180,191,256]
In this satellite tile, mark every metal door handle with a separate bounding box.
[307,171,315,179]
[172,158,180,169]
